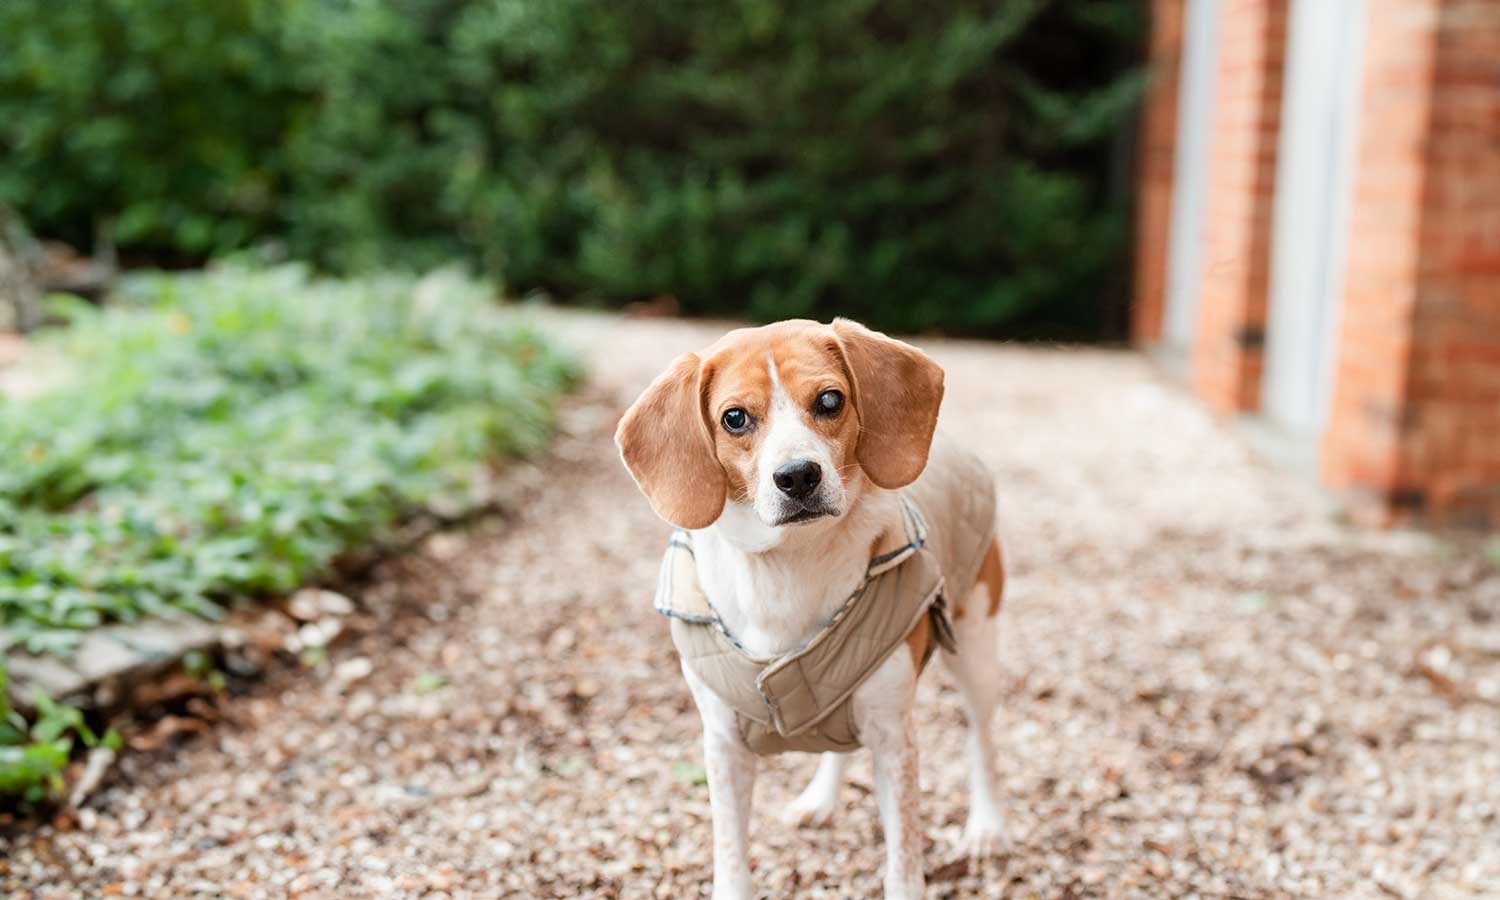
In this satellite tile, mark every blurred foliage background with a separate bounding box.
[0,0,1145,338]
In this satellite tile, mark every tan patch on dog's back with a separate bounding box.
[978,537,1005,617]
[952,536,1004,620]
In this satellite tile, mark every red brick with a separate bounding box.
[1323,0,1500,525]
[1189,0,1288,415]
[1131,0,1186,343]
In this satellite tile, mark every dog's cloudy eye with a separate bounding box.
[815,390,844,416]
[721,407,750,433]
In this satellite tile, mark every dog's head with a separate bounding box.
[615,319,944,531]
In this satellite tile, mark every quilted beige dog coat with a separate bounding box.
[655,438,997,755]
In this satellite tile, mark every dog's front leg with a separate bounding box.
[868,720,925,898]
[683,664,757,900]
[703,722,757,899]
[856,655,925,899]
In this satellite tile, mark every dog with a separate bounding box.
[616,318,1008,899]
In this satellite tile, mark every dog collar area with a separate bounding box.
[653,496,953,755]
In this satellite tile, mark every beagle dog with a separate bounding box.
[616,318,1008,899]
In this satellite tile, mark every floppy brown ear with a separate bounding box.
[832,318,945,489]
[615,352,727,529]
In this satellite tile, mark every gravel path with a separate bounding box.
[5,313,1500,899]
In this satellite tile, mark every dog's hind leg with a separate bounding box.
[781,752,849,827]
[942,537,1011,858]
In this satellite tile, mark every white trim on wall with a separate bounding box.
[1261,0,1369,435]
[1162,0,1222,349]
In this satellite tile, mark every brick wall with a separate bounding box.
[1319,0,1439,515]
[1322,0,1500,525]
[1130,0,1186,344]
[1189,0,1288,415]
[1135,0,1500,525]
[1406,0,1500,524]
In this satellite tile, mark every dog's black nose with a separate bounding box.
[773,459,822,499]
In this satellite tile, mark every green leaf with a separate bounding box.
[413,671,448,694]
[672,760,708,786]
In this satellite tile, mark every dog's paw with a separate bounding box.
[780,794,838,828]
[960,815,1012,859]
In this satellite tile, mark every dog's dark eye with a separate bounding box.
[721,407,750,434]
[814,390,844,417]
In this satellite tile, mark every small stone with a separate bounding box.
[334,657,374,684]
[294,623,326,650]
[288,589,354,622]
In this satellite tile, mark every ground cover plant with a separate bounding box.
[0,264,577,801]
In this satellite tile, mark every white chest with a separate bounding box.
[690,492,900,658]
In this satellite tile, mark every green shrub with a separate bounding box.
[0,0,1144,336]
[0,264,576,801]
[0,0,301,256]
[1,264,575,654]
